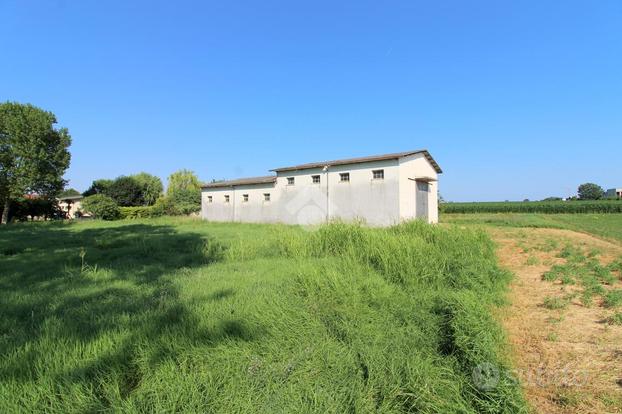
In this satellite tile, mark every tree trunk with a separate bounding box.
[1,196,9,225]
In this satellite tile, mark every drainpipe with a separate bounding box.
[323,165,329,222]
[231,186,236,222]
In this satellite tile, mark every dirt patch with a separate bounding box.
[490,227,622,413]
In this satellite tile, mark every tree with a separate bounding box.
[168,188,201,214]
[83,179,113,197]
[132,172,163,206]
[59,188,81,198]
[578,183,604,200]
[167,169,201,195]
[81,194,120,220]
[0,102,71,224]
[106,176,145,207]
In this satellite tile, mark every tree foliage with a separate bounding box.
[0,102,71,223]
[81,194,120,220]
[132,172,163,206]
[59,188,81,198]
[0,196,63,222]
[578,183,604,200]
[105,176,145,207]
[167,169,201,195]
[83,179,113,197]
[168,188,201,214]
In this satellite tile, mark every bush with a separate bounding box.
[118,206,160,219]
[81,194,120,220]
[168,188,200,214]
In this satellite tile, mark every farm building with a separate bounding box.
[201,149,442,226]
[605,188,622,199]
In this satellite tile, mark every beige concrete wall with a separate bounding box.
[202,155,439,226]
[398,153,439,223]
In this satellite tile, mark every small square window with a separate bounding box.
[340,172,350,182]
[287,177,295,185]
[207,196,213,203]
[243,194,249,202]
[224,195,230,203]
[312,175,320,184]
[263,193,271,202]
[372,169,384,180]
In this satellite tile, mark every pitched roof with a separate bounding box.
[201,175,276,189]
[58,195,84,201]
[270,149,442,173]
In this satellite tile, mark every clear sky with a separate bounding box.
[2,1,620,201]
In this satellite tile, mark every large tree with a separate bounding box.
[132,172,163,206]
[83,179,113,197]
[578,183,604,200]
[0,102,71,224]
[167,169,201,195]
[106,176,145,207]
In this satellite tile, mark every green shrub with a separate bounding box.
[168,188,200,214]
[81,194,120,220]
[119,206,162,219]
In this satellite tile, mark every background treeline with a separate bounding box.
[81,169,202,220]
[443,200,622,214]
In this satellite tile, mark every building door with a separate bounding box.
[416,181,429,220]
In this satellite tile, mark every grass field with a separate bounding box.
[442,213,622,243]
[0,217,526,413]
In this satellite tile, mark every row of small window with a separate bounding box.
[286,169,384,185]
[207,193,271,203]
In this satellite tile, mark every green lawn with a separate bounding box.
[0,217,525,413]
[442,213,622,243]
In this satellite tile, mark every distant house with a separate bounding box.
[57,194,84,218]
[605,188,622,199]
[201,149,442,226]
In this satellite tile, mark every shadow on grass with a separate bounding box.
[0,222,259,402]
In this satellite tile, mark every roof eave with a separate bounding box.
[271,150,442,174]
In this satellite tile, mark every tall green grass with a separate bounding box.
[0,218,526,413]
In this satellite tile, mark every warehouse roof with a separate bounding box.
[201,150,441,189]
[270,149,442,173]
[201,175,276,189]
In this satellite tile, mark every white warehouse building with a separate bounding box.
[200,149,442,226]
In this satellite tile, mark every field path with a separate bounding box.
[489,227,622,413]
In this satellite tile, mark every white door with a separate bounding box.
[416,181,429,220]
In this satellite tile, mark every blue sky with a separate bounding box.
[2,1,620,201]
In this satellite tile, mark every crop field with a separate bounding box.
[442,213,622,243]
[443,200,622,214]
[0,217,526,413]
